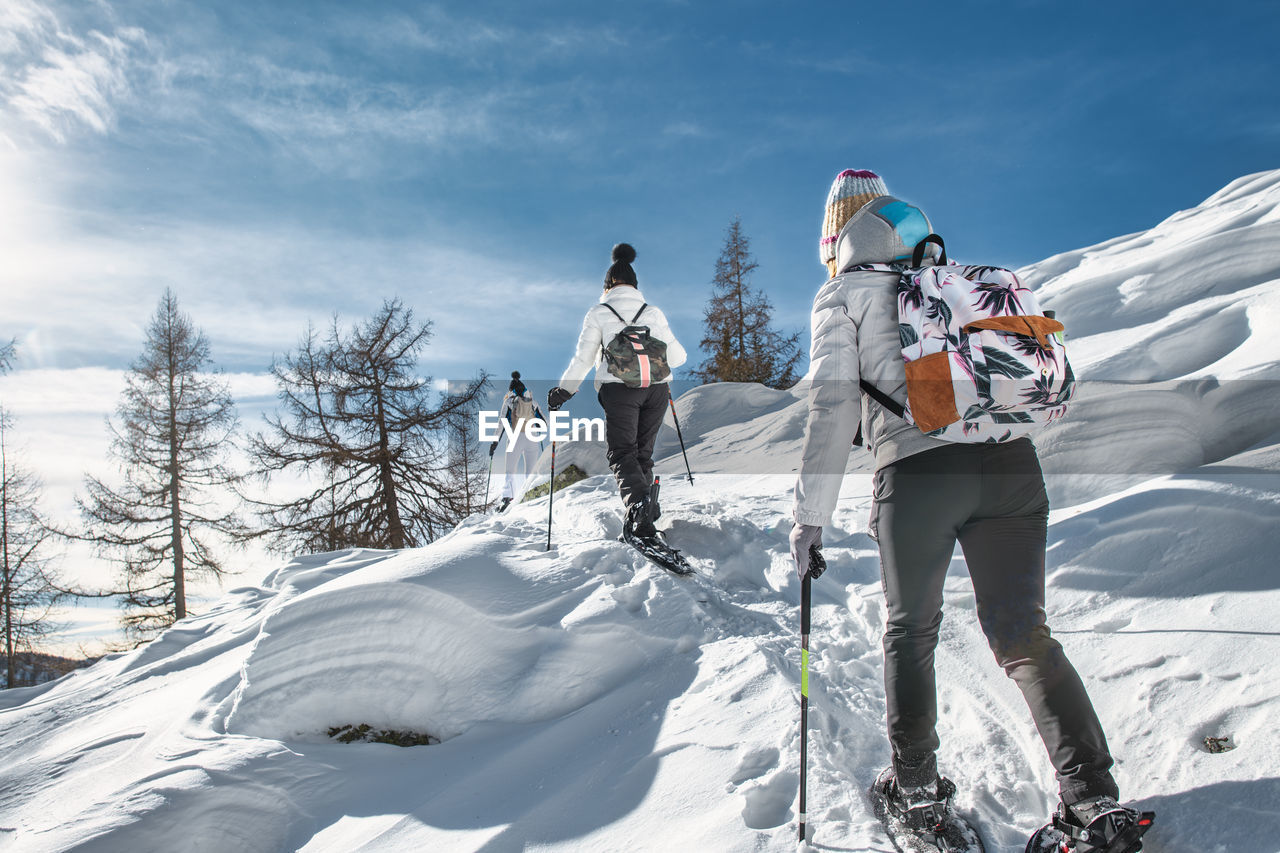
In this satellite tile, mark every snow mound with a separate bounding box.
[224,581,664,742]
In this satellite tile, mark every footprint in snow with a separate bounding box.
[728,746,780,788]
[740,770,798,830]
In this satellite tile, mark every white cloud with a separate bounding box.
[0,198,587,378]
[0,0,147,142]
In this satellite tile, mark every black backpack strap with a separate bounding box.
[630,303,648,323]
[852,380,907,447]
[911,234,947,268]
[859,379,905,419]
[602,303,627,324]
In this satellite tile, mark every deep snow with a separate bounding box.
[2,172,1279,852]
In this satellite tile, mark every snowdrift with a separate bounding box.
[2,172,1279,853]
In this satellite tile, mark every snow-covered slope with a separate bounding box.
[2,173,1279,853]
[1024,170,1280,505]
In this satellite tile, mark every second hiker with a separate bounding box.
[548,242,687,547]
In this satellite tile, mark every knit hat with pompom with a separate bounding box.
[604,243,638,288]
[509,371,527,397]
[820,169,888,265]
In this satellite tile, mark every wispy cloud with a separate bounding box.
[345,6,626,65]
[0,201,589,377]
[662,121,708,139]
[0,0,147,142]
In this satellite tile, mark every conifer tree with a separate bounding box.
[77,290,242,642]
[695,217,802,388]
[246,299,488,552]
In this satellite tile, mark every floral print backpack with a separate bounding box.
[858,235,1075,444]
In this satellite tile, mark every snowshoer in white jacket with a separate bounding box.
[791,169,1137,848]
[491,371,545,512]
[548,243,687,542]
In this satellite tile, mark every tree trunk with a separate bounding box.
[373,376,405,549]
[167,335,186,621]
[2,442,14,687]
[734,259,745,362]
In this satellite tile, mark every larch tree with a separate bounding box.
[695,217,802,388]
[1,349,63,686]
[246,299,489,553]
[77,290,242,642]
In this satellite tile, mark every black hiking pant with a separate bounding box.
[869,439,1118,806]
[598,382,667,510]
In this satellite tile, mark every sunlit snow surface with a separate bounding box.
[3,172,1279,852]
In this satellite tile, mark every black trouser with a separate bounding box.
[869,439,1117,806]
[598,382,668,509]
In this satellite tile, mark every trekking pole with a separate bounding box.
[546,440,557,551]
[484,456,494,510]
[667,390,694,484]
[798,543,826,844]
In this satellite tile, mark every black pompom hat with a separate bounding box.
[604,243,637,288]
[509,371,527,397]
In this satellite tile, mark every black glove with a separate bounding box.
[488,441,497,458]
[548,387,574,411]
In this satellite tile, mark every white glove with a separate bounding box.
[789,522,823,581]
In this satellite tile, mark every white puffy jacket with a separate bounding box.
[559,285,688,394]
[792,207,951,527]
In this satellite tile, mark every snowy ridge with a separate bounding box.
[1023,169,1280,505]
[2,173,1280,852]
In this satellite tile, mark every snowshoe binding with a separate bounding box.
[871,767,986,853]
[1026,796,1154,853]
[622,498,693,576]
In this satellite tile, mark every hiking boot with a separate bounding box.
[497,497,512,513]
[624,497,657,541]
[872,766,956,832]
[1059,796,1150,853]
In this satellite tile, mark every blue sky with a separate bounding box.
[2,0,1278,383]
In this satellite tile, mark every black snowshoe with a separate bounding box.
[621,496,693,576]
[1026,796,1154,853]
[871,767,986,853]
[496,497,512,513]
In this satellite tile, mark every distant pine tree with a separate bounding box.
[694,217,801,388]
[77,290,242,643]
[442,390,491,515]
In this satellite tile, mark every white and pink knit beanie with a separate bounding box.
[819,169,889,265]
